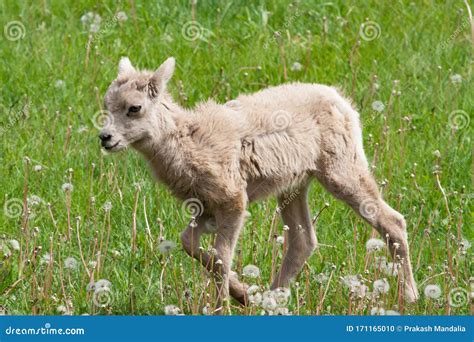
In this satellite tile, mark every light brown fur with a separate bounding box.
[100,57,419,312]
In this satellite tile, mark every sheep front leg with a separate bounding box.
[180,214,248,308]
[212,209,246,314]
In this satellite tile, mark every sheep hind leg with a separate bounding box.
[271,185,317,289]
[316,161,419,302]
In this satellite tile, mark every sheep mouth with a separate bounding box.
[104,141,120,150]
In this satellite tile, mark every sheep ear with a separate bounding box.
[148,57,175,98]
[118,57,135,76]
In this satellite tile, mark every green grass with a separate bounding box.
[0,0,472,315]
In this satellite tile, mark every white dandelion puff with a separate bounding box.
[61,183,73,192]
[242,264,260,278]
[424,284,442,299]
[27,195,42,207]
[164,305,181,315]
[116,11,128,22]
[450,74,462,84]
[371,100,385,112]
[57,305,72,315]
[41,253,52,265]
[342,275,361,289]
[273,287,291,306]
[460,238,471,253]
[315,273,329,284]
[262,294,278,311]
[382,262,399,277]
[274,307,290,315]
[80,12,101,32]
[64,257,78,270]
[158,240,176,254]
[8,239,20,251]
[247,285,261,296]
[249,292,262,306]
[103,201,112,212]
[290,62,303,72]
[373,278,390,294]
[370,307,385,315]
[55,80,65,88]
[366,238,385,252]
[385,310,400,315]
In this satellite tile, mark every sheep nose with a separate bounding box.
[99,133,112,142]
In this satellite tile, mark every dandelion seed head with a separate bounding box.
[61,183,73,192]
[290,62,303,72]
[55,80,65,88]
[116,11,128,22]
[64,257,78,270]
[57,305,72,315]
[385,310,400,315]
[315,273,329,284]
[366,238,385,252]
[371,100,385,112]
[273,287,291,306]
[373,278,390,294]
[8,239,20,251]
[382,262,399,277]
[103,201,112,212]
[450,74,462,84]
[242,264,260,278]
[41,253,52,265]
[262,295,278,311]
[81,12,101,32]
[27,195,42,206]
[247,285,261,296]
[158,240,176,254]
[249,292,262,306]
[342,275,361,288]
[460,238,471,253]
[164,305,181,315]
[370,307,385,315]
[424,284,442,299]
[274,307,290,315]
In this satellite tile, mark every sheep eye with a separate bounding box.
[128,105,141,113]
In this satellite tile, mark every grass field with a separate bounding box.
[0,0,472,315]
